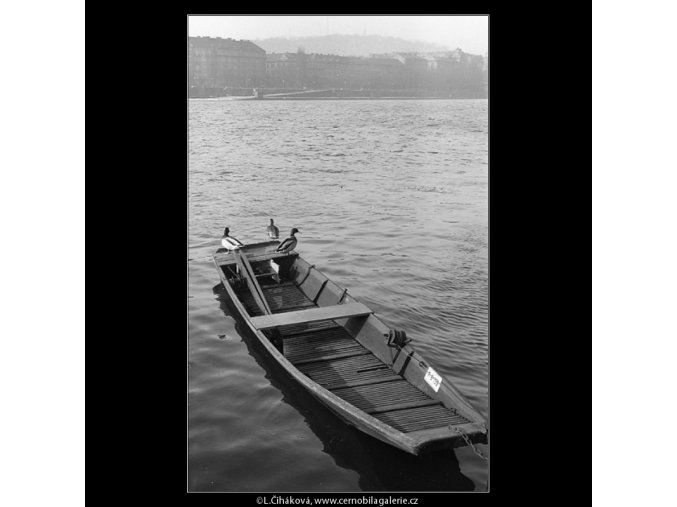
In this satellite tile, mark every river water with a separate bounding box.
[188,98,488,492]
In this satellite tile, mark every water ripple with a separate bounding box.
[189,99,488,492]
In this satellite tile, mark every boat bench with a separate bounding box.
[250,302,372,330]
[214,250,298,266]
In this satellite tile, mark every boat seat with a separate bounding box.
[249,302,372,330]
[214,250,298,266]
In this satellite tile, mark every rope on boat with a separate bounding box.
[453,426,489,462]
[385,329,411,348]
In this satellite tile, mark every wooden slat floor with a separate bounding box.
[234,281,471,433]
[236,282,315,316]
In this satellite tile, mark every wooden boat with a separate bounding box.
[212,240,488,455]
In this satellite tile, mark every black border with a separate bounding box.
[86,5,590,502]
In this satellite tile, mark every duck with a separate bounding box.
[266,218,279,239]
[221,227,244,251]
[275,228,299,253]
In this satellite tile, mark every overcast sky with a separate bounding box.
[188,16,488,55]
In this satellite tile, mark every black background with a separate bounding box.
[85,3,590,502]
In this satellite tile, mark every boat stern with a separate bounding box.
[407,422,488,455]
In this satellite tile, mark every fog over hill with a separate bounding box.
[252,34,453,56]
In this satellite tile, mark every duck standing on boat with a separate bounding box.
[221,227,244,251]
[275,228,299,253]
[266,219,279,239]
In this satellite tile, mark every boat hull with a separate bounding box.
[213,242,487,455]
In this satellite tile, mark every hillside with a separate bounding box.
[252,34,451,56]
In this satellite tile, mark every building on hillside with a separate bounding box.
[188,36,266,90]
[265,52,307,89]
[303,53,345,89]
[187,36,486,96]
[482,52,488,94]
[266,52,408,90]
[398,54,429,89]
[362,57,405,89]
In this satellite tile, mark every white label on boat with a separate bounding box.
[424,367,442,392]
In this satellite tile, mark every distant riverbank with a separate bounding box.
[188,87,487,100]
[257,96,483,100]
